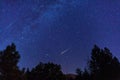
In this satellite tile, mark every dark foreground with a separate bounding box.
[0,43,120,80]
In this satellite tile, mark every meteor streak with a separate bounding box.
[60,48,70,55]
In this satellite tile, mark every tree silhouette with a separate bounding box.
[75,68,91,80]
[0,43,22,80]
[75,68,82,80]
[29,62,65,80]
[82,69,91,80]
[89,45,120,80]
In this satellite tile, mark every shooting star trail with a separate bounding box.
[60,48,70,55]
[6,20,17,29]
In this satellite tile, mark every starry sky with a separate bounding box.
[1,0,120,73]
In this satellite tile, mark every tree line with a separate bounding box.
[0,43,120,80]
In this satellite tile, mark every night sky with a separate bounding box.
[1,0,120,73]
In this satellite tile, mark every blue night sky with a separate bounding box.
[0,0,120,73]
